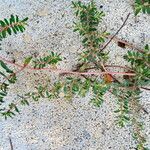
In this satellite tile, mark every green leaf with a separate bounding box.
[18,25,24,32]
[16,15,19,22]
[0,92,7,96]
[14,25,19,31]
[24,56,32,66]
[0,20,6,27]
[147,7,150,14]
[135,7,141,15]
[145,44,149,51]
[89,28,97,32]
[21,17,28,22]
[0,71,7,78]
[21,99,29,106]
[10,15,15,24]
[7,28,12,35]
[123,116,130,121]
[14,106,20,113]
[12,27,17,34]
[82,38,88,44]
[72,83,79,92]
[2,30,6,38]
[4,18,9,26]
[114,110,120,113]
[0,60,13,73]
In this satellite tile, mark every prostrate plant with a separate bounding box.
[71,1,150,149]
[134,0,150,15]
[58,0,110,105]
[123,45,150,150]
[0,15,28,118]
[0,1,149,150]
[0,15,62,119]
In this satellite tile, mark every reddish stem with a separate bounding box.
[0,56,136,77]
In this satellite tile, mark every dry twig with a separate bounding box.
[100,13,131,51]
[9,137,14,150]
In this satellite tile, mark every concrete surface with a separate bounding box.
[0,0,150,150]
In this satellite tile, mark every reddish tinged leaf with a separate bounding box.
[104,74,113,83]
[118,41,126,48]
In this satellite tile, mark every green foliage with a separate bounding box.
[91,80,110,107]
[134,0,150,15]
[0,60,17,119]
[33,52,62,69]
[129,89,149,150]
[0,15,28,119]
[0,83,8,104]
[63,77,85,100]
[0,15,28,40]
[116,44,149,149]
[25,84,51,101]
[0,60,17,84]
[56,77,91,100]
[24,56,32,66]
[0,96,30,119]
[24,81,63,102]
[124,44,150,86]
[73,1,149,149]
[72,0,109,64]
[72,0,104,35]
[112,88,130,127]
[132,120,149,150]
[0,2,149,150]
